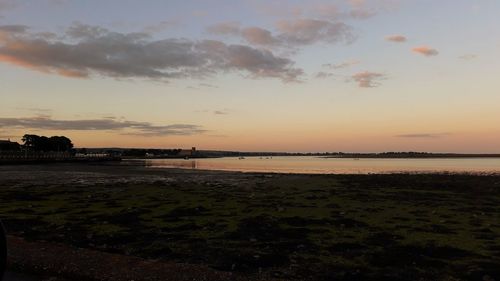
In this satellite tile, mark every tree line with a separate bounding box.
[21,134,74,152]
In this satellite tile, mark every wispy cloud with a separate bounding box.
[196,109,230,115]
[395,133,450,138]
[385,34,407,42]
[0,23,303,83]
[198,83,218,88]
[297,0,391,21]
[346,0,377,19]
[213,110,229,115]
[14,107,53,114]
[276,19,355,46]
[210,23,281,46]
[314,71,335,79]
[351,71,386,88]
[412,46,439,56]
[208,18,354,48]
[323,60,360,69]
[241,26,280,46]
[459,54,477,60]
[0,116,206,136]
[251,0,393,20]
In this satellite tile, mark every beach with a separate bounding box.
[1,163,499,280]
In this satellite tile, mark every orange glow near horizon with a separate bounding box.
[4,128,499,154]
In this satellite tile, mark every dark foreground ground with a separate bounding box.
[0,163,499,280]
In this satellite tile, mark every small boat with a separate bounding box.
[239,156,245,160]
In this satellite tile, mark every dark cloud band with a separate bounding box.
[0,116,206,136]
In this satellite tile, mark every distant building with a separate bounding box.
[0,139,21,151]
[178,147,196,158]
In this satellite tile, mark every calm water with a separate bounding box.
[138,156,500,174]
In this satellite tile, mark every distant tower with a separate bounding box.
[191,147,196,155]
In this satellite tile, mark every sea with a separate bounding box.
[133,156,500,174]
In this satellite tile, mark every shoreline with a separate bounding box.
[1,163,499,280]
[144,166,500,176]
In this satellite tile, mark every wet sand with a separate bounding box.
[1,163,499,280]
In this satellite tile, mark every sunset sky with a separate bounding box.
[1,0,499,152]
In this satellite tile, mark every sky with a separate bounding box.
[0,0,499,153]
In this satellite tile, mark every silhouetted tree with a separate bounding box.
[49,136,73,151]
[22,134,73,152]
[21,134,39,150]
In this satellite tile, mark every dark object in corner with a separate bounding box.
[0,220,5,281]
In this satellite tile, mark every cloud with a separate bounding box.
[195,108,230,115]
[307,1,381,20]
[208,18,354,48]
[459,54,477,60]
[315,71,335,79]
[351,71,386,88]
[346,0,377,19]
[213,110,228,115]
[198,83,218,88]
[0,23,303,82]
[251,0,386,20]
[14,107,53,114]
[241,27,280,46]
[412,46,439,56]
[385,34,407,42]
[396,133,450,138]
[276,19,354,46]
[221,43,303,81]
[323,60,360,69]
[0,116,206,136]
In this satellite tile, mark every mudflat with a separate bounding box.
[1,163,499,280]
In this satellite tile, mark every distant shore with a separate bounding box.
[76,147,500,159]
[322,153,500,158]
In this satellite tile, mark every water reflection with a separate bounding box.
[135,156,500,174]
[143,159,198,169]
